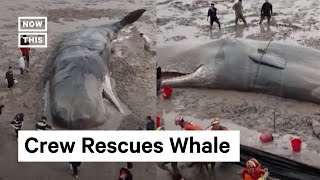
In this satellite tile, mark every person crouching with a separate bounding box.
[36,116,54,130]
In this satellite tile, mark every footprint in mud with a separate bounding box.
[156,17,173,26]
[171,35,187,41]
[172,2,195,11]
[157,0,171,5]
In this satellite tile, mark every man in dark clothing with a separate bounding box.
[69,162,82,179]
[207,3,221,33]
[10,113,24,140]
[146,116,155,130]
[0,105,4,116]
[157,63,162,95]
[20,35,31,70]
[118,162,133,180]
[259,0,273,24]
[36,116,54,130]
[5,66,15,89]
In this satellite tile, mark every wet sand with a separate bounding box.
[0,0,156,179]
[156,0,320,47]
[157,0,320,179]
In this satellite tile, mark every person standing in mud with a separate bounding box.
[19,56,26,76]
[157,63,162,95]
[5,66,15,91]
[69,162,82,179]
[10,113,24,140]
[20,35,30,71]
[140,33,151,51]
[259,0,273,25]
[207,3,221,33]
[146,116,155,130]
[233,0,247,26]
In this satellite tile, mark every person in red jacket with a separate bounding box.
[119,162,133,180]
[20,35,31,71]
[210,118,228,130]
[241,158,268,180]
[174,116,202,130]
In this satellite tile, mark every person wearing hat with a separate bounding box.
[241,158,268,180]
[174,116,202,130]
[139,33,151,51]
[211,118,228,130]
[207,3,221,34]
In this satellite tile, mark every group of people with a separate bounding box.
[4,35,31,92]
[10,115,54,141]
[4,35,53,141]
[155,116,269,180]
[7,33,151,92]
[207,0,273,34]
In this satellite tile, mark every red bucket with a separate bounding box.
[291,138,302,152]
[162,87,172,99]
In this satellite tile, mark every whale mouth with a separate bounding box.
[161,64,204,80]
[101,75,125,113]
[162,71,188,79]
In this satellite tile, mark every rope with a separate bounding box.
[253,39,273,87]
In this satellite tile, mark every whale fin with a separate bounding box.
[249,51,286,69]
[112,9,146,34]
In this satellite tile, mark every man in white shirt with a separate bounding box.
[140,33,151,51]
[19,56,26,75]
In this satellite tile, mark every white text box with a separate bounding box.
[18,130,240,162]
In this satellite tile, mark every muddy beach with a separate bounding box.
[0,0,156,179]
[157,0,320,179]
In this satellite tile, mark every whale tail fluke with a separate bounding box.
[112,9,146,32]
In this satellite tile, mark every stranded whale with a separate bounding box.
[159,38,320,104]
[46,9,146,129]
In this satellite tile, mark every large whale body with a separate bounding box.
[159,38,320,104]
[47,9,146,129]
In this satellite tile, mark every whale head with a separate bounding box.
[158,39,231,88]
[48,45,125,129]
